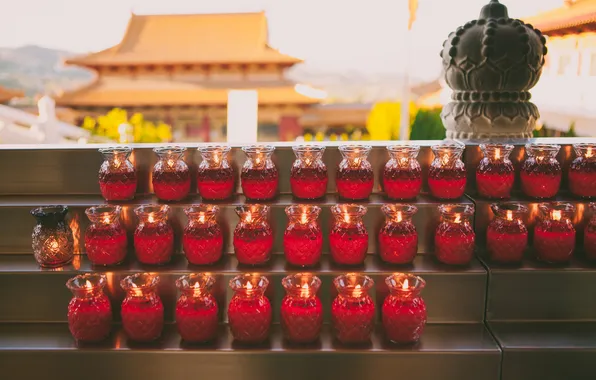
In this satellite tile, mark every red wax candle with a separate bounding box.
[281,273,323,343]
[284,205,323,266]
[534,202,576,263]
[290,145,328,199]
[476,144,515,199]
[152,146,191,201]
[183,205,223,265]
[234,205,273,265]
[569,143,596,198]
[379,204,418,264]
[241,145,278,200]
[435,204,475,265]
[585,202,596,260]
[197,145,235,200]
[98,147,137,201]
[336,145,374,200]
[521,144,561,199]
[383,145,422,200]
[120,273,164,342]
[84,205,127,266]
[382,273,427,344]
[428,143,466,200]
[332,273,375,344]
[330,204,369,265]
[175,274,219,343]
[66,274,112,342]
[486,203,528,263]
[228,274,272,344]
[134,205,174,265]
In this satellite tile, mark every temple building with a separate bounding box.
[524,0,596,136]
[0,86,23,105]
[57,12,321,142]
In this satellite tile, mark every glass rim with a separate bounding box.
[338,144,372,153]
[241,145,275,154]
[120,272,160,291]
[235,204,270,216]
[153,145,187,155]
[538,202,576,214]
[184,204,219,216]
[281,273,322,293]
[292,145,326,153]
[198,145,231,153]
[385,273,426,292]
[480,143,514,151]
[525,143,561,152]
[386,144,420,153]
[333,273,374,292]
[66,273,107,291]
[285,204,321,217]
[381,204,418,216]
[175,273,215,291]
[30,205,68,218]
[438,203,475,216]
[85,205,121,218]
[229,273,269,292]
[98,146,132,154]
[330,204,367,217]
[134,204,170,216]
[491,202,528,215]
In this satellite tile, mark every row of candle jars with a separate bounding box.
[477,143,596,199]
[96,143,469,202]
[31,202,475,268]
[487,202,596,263]
[66,272,427,345]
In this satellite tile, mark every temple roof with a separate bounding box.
[524,0,596,35]
[65,12,302,67]
[55,77,319,107]
[0,86,23,104]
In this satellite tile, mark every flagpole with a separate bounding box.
[399,0,417,141]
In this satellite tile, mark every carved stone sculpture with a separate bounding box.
[440,0,548,139]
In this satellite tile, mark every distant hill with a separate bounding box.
[0,45,93,97]
[0,45,425,102]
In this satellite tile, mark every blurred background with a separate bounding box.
[0,0,589,143]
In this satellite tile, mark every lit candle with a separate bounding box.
[284,205,323,267]
[120,273,164,342]
[30,206,74,268]
[183,205,224,265]
[569,143,596,198]
[84,205,127,266]
[383,145,422,201]
[336,145,374,200]
[152,146,191,201]
[66,273,112,342]
[435,204,475,265]
[197,146,235,201]
[520,144,561,199]
[534,203,576,263]
[175,273,218,343]
[429,143,466,200]
[228,274,272,344]
[234,205,273,265]
[584,202,596,260]
[134,205,174,265]
[379,204,418,264]
[98,147,137,201]
[331,274,375,344]
[241,145,279,200]
[382,273,427,344]
[281,273,323,343]
[476,144,515,199]
[486,203,528,263]
[330,205,369,265]
[290,145,328,200]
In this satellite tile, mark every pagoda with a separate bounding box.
[0,85,23,104]
[57,12,320,141]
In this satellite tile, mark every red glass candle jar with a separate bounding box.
[228,274,272,344]
[66,273,112,342]
[336,145,374,200]
[284,205,323,267]
[584,203,596,260]
[382,273,426,344]
[428,143,466,200]
[98,147,137,201]
[534,202,576,263]
[281,273,323,343]
[383,145,422,200]
[241,145,278,200]
[290,145,328,199]
[84,205,127,266]
[332,273,375,344]
[476,144,515,199]
[30,206,74,268]
[330,204,369,265]
[569,143,596,198]
[175,273,219,343]
[233,205,273,265]
[133,205,174,265]
[183,205,223,265]
[120,273,164,342]
[435,204,475,265]
[152,146,191,201]
[521,144,561,199]
[487,203,528,263]
[197,145,235,201]
[379,204,418,264]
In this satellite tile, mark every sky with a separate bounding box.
[0,0,564,80]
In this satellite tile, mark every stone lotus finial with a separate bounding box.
[440,0,548,139]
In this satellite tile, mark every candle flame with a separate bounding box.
[199,212,206,224]
[353,284,362,298]
[85,280,93,289]
[343,213,351,224]
[495,148,501,160]
[552,210,562,221]
[588,147,593,158]
[214,153,220,165]
[113,156,122,168]
[402,279,409,291]
[454,214,461,223]
[246,282,253,290]
[305,157,312,166]
[193,282,201,297]
[441,154,449,165]
[148,213,155,223]
[167,158,175,168]
[301,212,308,224]
[246,212,253,223]
[399,156,408,166]
[131,283,142,296]
[300,283,310,298]
[103,215,111,224]
[506,210,513,221]
[49,239,59,250]
[396,211,403,223]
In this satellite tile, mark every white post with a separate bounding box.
[399,34,411,141]
[227,90,258,144]
[38,95,60,143]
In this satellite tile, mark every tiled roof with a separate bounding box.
[524,0,596,34]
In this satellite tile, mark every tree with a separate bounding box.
[81,108,172,143]
[409,108,446,140]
